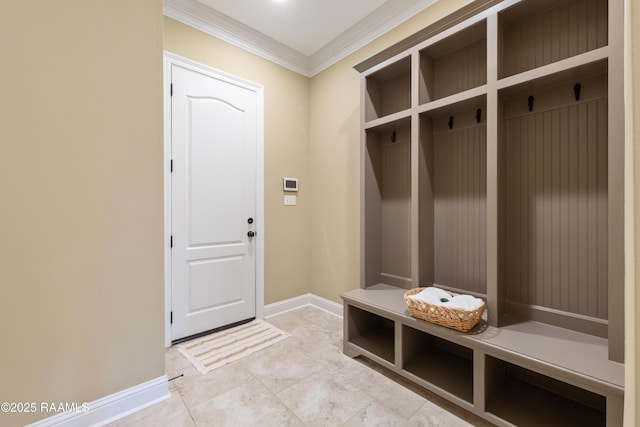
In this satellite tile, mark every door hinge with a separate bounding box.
[170,159,173,173]
[170,311,173,324]
[170,83,173,96]
[170,235,173,248]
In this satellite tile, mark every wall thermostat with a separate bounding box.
[283,177,298,192]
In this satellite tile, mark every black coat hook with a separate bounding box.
[528,96,534,112]
[476,108,482,123]
[391,131,396,143]
[448,116,454,130]
[574,83,581,101]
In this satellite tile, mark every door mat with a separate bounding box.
[178,320,288,373]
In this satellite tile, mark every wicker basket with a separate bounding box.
[404,287,485,332]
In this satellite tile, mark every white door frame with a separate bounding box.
[163,51,265,347]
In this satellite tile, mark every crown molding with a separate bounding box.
[309,0,437,76]
[164,0,436,77]
[163,0,311,76]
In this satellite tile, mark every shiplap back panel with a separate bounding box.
[365,73,411,121]
[419,117,435,286]
[432,40,487,101]
[364,132,383,287]
[433,123,487,294]
[380,73,411,118]
[381,139,412,280]
[500,0,608,78]
[502,98,608,319]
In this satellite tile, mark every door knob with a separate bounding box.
[247,230,256,238]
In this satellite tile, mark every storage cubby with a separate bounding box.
[485,356,606,426]
[365,56,411,122]
[402,325,474,403]
[498,0,608,79]
[346,305,395,364]
[498,65,608,337]
[419,96,487,296]
[419,20,486,104]
[363,117,412,289]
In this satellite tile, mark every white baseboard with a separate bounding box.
[264,293,343,319]
[308,294,343,318]
[26,376,170,427]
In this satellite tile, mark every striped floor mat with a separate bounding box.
[178,320,289,373]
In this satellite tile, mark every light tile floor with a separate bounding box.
[108,306,493,426]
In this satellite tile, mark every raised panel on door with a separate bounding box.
[188,257,244,311]
[188,97,245,247]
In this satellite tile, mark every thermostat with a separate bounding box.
[283,177,298,192]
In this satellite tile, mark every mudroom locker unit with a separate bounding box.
[341,0,625,425]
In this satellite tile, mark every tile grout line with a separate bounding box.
[173,388,198,427]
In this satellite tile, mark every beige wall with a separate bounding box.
[164,17,311,305]
[0,1,165,425]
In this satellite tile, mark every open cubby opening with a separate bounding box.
[402,325,474,403]
[365,56,411,122]
[363,117,412,289]
[419,20,486,104]
[498,66,608,337]
[498,0,608,79]
[485,356,606,426]
[419,96,487,296]
[347,305,395,364]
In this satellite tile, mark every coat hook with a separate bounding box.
[448,116,454,130]
[528,95,534,112]
[391,131,396,143]
[573,83,581,101]
[476,108,482,123]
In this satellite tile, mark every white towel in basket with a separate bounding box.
[409,287,483,311]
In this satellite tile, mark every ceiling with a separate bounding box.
[164,0,438,77]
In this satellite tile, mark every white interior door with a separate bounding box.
[171,63,257,341]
